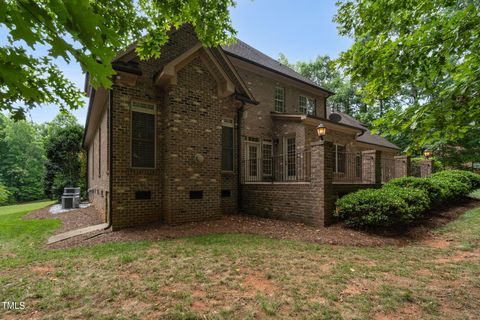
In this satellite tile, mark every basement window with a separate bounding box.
[221,189,231,198]
[135,191,151,200]
[189,191,203,199]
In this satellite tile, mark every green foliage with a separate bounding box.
[334,187,429,228]
[336,170,479,228]
[1,0,236,119]
[0,114,45,202]
[432,170,480,190]
[0,183,10,205]
[427,175,471,202]
[44,112,85,199]
[335,0,480,151]
[385,177,442,205]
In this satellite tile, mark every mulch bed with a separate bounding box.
[24,198,480,250]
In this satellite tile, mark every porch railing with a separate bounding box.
[241,151,311,183]
[332,152,363,183]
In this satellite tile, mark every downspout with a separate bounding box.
[105,88,114,230]
[237,103,245,212]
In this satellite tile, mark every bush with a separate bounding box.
[427,175,471,201]
[432,170,480,189]
[335,187,430,228]
[385,176,443,204]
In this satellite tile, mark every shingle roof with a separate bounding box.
[222,39,334,95]
[327,111,400,150]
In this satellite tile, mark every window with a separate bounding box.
[274,87,285,112]
[98,127,101,178]
[131,101,156,168]
[244,137,260,179]
[262,139,273,176]
[221,119,234,171]
[333,144,346,173]
[299,95,315,115]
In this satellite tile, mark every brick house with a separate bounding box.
[83,26,403,230]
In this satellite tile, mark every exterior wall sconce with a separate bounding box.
[316,123,327,141]
[424,149,433,159]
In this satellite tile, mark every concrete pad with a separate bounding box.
[47,223,109,244]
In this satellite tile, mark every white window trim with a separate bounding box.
[274,87,285,112]
[130,100,157,169]
[299,95,315,115]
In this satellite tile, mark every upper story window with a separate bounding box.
[299,95,316,116]
[221,119,234,172]
[274,87,285,112]
[131,101,156,168]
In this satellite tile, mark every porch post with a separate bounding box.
[394,155,411,178]
[419,160,433,177]
[362,150,382,184]
[310,140,334,226]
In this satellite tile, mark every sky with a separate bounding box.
[23,0,352,125]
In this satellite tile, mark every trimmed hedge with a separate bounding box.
[335,169,480,228]
[385,176,443,204]
[335,186,430,228]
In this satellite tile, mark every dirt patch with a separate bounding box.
[243,271,277,294]
[30,265,55,275]
[341,278,378,297]
[375,303,423,320]
[422,239,451,249]
[30,198,480,250]
[435,248,480,264]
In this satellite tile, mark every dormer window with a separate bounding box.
[274,87,285,112]
[299,95,315,115]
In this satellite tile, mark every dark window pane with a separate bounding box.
[222,126,234,171]
[132,111,155,168]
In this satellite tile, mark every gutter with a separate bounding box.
[105,88,114,230]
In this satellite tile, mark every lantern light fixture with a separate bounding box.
[316,123,327,140]
[424,149,433,159]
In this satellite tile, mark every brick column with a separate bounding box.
[310,140,334,226]
[362,150,382,184]
[419,160,433,177]
[394,155,411,178]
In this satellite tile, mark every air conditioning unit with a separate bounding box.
[61,187,81,209]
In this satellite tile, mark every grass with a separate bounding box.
[1,199,480,319]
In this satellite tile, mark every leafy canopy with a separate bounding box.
[334,0,480,151]
[0,0,236,119]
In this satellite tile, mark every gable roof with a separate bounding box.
[222,39,334,96]
[326,110,400,150]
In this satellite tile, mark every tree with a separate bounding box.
[278,54,372,122]
[0,114,45,202]
[1,0,236,119]
[0,183,10,205]
[43,112,85,199]
[334,0,480,151]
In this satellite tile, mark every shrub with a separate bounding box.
[432,170,480,189]
[385,176,443,204]
[427,175,470,201]
[335,187,430,228]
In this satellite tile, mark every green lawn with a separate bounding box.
[1,199,480,319]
